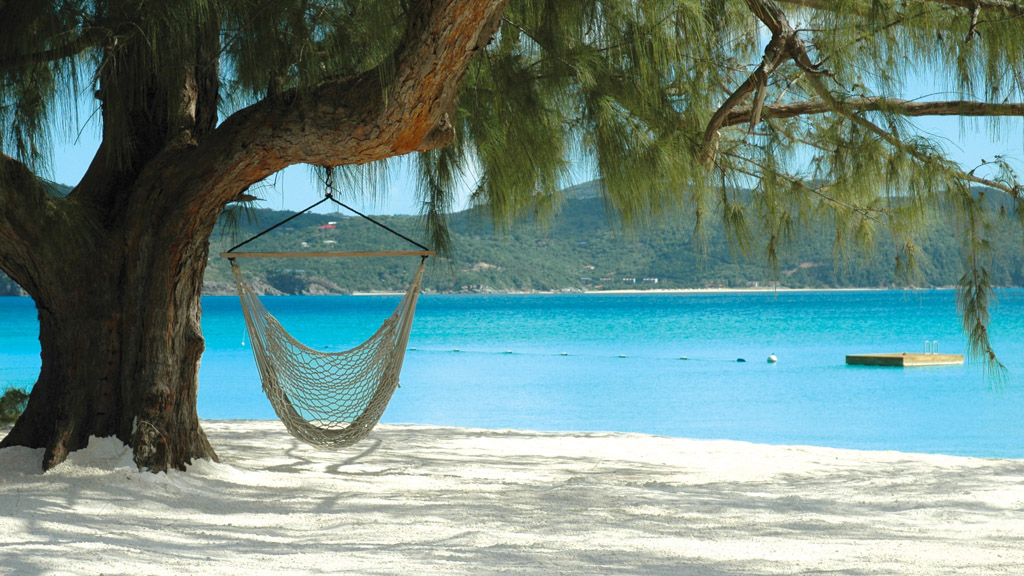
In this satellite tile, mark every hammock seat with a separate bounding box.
[230,258,426,447]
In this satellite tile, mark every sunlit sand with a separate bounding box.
[2,420,1022,575]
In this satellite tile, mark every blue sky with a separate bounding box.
[47,105,1023,216]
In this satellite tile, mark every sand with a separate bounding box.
[2,420,1023,575]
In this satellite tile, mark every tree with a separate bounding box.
[1,0,1021,471]
[0,0,508,471]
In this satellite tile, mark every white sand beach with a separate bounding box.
[2,420,1023,575]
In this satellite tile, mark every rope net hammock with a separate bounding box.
[223,184,432,448]
[230,258,425,447]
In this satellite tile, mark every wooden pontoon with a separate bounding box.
[845,353,964,367]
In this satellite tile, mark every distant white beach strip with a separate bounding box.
[2,420,1023,575]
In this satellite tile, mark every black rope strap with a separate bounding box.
[226,196,332,254]
[225,187,429,257]
[323,194,429,252]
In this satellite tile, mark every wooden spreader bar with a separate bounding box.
[222,251,435,259]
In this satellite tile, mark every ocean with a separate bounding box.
[3,290,1024,458]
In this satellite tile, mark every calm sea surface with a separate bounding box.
[3,290,1024,458]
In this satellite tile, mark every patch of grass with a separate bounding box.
[0,387,29,425]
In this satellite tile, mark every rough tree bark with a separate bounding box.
[0,0,508,472]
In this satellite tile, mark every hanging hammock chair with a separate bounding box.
[222,191,433,448]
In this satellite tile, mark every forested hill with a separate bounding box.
[3,181,1023,296]
[201,180,1024,295]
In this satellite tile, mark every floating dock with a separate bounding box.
[845,353,964,367]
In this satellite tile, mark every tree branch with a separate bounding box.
[966,1,983,40]
[702,44,784,160]
[776,0,1024,15]
[723,97,1024,126]
[0,27,109,72]
[0,155,66,297]
[188,0,508,209]
[755,0,1023,195]
[723,0,1024,198]
[700,0,818,164]
[794,51,1021,195]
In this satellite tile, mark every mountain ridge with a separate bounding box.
[2,180,1022,296]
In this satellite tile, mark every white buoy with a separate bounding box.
[767,353,778,363]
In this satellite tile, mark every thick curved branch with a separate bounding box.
[723,98,1024,126]
[188,0,508,209]
[0,156,63,297]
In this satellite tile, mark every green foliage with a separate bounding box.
[222,0,404,100]
[0,0,408,169]
[0,387,29,425]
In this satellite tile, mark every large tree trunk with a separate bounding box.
[3,273,217,472]
[1,173,221,472]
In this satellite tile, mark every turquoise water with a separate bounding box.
[3,290,1024,458]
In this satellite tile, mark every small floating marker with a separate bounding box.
[560,352,569,356]
[619,354,628,358]
[736,358,746,363]
[767,354,778,363]
[504,350,513,354]
[679,356,688,360]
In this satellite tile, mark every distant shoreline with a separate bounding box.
[585,286,888,295]
[0,285,981,298]
[428,285,962,296]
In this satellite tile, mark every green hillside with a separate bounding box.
[4,181,1023,296]
[202,180,1024,294]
